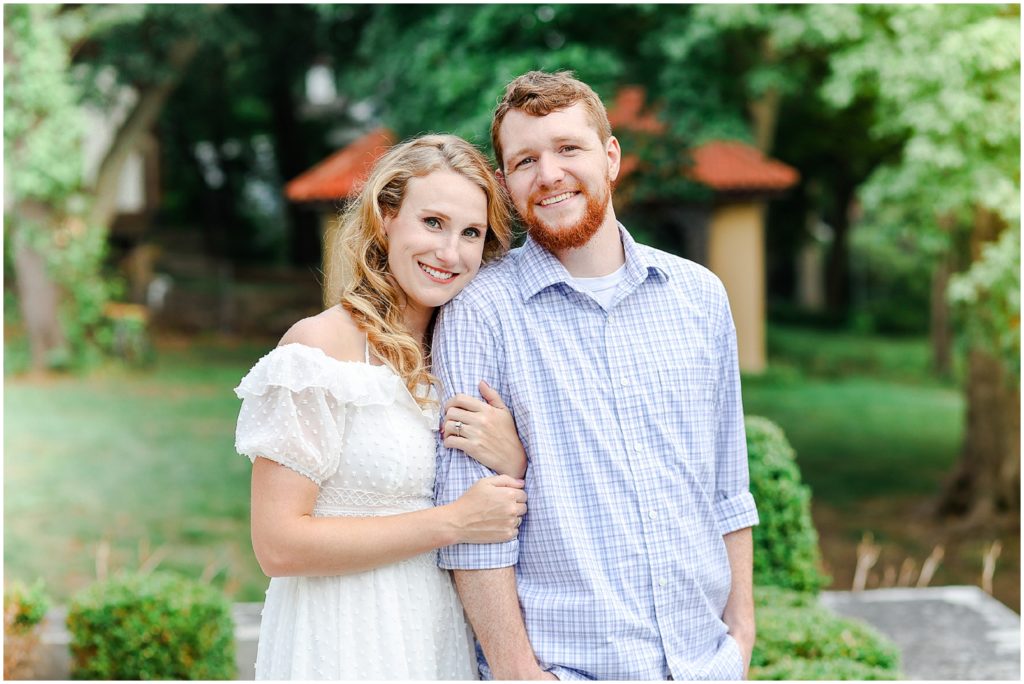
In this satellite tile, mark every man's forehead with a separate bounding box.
[499,103,601,152]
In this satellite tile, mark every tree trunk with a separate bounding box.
[824,185,856,319]
[939,206,1021,521]
[88,36,200,230]
[749,37,780,155]
[11,203,67,372]
[749,88,781,155]
[929,254,954,378]
[939,349,1021,520]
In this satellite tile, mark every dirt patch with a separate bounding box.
[813,496,1020,612]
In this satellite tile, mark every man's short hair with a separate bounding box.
[491,70,612,172]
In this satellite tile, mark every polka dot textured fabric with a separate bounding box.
[235,344,477,680]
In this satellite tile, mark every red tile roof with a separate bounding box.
[608,86,665,134]
[608,86,799,192]
[285,127,395,202]
[688,140,799,192]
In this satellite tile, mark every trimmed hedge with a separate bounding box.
[751,586,902,680]
[67,572,235,680]
[746,415,828,593]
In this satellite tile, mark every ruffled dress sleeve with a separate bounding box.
[233,345,347,484]
[233,344,409,485]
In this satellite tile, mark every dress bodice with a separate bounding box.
[234,343,442,517]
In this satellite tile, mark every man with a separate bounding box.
[433,70,758,680]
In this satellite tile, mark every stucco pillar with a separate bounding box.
[707,202,766,373]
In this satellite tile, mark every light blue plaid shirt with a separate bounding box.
[433,225,759,680]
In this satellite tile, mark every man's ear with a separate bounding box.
[606,135,622,183]
[495,168,508,191]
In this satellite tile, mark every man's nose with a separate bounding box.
[536,153,564,187]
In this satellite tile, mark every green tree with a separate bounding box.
[5,4,98,371]
[5,5,219,371]
[641,5,906,317]
[820,4,1020,520]
[347,5,658,145]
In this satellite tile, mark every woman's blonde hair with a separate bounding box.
[323,134,513,406]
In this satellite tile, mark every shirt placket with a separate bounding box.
[604,300,681,678]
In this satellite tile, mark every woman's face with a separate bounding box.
[384,169,489,319]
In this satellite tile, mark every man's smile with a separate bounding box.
[538,191,579,207]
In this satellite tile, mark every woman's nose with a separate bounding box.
[435,234,460,264]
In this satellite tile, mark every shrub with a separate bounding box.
[67,572,235,680]
[746,416,828,593]
[751,586,902,680]
[4,580,51,678]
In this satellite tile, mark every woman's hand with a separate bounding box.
[447,474,527,544]
[443,380,527,479]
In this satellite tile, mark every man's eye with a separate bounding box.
[561,145,579,153]
[515,157,535,169]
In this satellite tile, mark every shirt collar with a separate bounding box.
[517,223,669,302]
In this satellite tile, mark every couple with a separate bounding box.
[234,70,758,681]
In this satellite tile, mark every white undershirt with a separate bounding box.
[569,262,627,309]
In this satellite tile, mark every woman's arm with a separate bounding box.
[251,457,526,577]
[442,380,527,479]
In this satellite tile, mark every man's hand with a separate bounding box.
[730,625,755,679]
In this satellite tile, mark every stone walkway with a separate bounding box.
[820,585,1020,680]
[31,586,1020,680]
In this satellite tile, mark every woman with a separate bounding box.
[234,135,525,679]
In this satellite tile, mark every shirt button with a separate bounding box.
[649,510,659,520]
[620,376,631,387]
[659,577,668,587]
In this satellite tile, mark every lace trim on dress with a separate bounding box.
[234,343,439,429]
[315,483,428,509]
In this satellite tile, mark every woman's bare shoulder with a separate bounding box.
[278,306,364,363]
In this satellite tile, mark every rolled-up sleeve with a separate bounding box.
[712,290,759,535]
[432,296,519,568]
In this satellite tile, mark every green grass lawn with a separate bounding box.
[4,336,274,602]
[745,324,964,507]
[742,375,963,507]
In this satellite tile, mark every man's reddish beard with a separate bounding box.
[523,181,611,253]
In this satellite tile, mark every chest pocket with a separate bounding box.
[651,361,715,419]
[649,360,718,481]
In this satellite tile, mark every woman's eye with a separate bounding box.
[462,227,482,239]
[424,217,441,229]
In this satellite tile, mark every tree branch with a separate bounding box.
[87,36,200,229]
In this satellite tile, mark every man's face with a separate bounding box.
[497,103,620,252]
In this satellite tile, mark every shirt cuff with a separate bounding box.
[715,491,759,534]
[438,538,519,569]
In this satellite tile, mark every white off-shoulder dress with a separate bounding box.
[234,343,477,680]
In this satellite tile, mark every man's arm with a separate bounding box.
[710,277,759,679]
[722,527,755,679]
[454,568,556,680]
